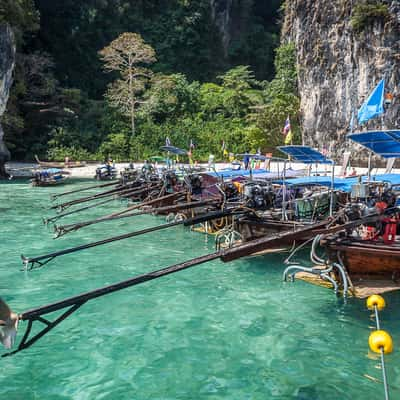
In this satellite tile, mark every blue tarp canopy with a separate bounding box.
[279,174,400,192]
[236,153,260,158]
[160,145,187,155]
[278,146,333,164]
[205,169,269,179]
[347,130,400,158]
[249,155,269,161]
[41,168,62,174]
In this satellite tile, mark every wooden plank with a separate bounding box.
[295,271,400,298]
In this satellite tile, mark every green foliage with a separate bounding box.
[265,42,298,98]
[0,0,39,32]
[98,133,129,162]
[129,115,251,161]
[141,73,200,122]
[351,1,390,32]
[41,59,296,162]
[32,0,282,98]
[47,146,98,162]
[99,32,156,137]
[198,66,263,120]
[249,43,301,152]
[5,1,289,162]
[225,1,281,80]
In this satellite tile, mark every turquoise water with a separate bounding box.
[1,180,400,399]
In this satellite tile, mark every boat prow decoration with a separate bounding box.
[0,298,18,350]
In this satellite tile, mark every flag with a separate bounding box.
[187,139,194,164]
[282,116,292,145]
[282,116,291,136]
[284,131,293,145]
[165,137,171,146]
[358,79,385,125]
[221,140,228,156]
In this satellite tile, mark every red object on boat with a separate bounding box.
[375,201,388,212]
[362,226,377,240]
[382,217,398,243]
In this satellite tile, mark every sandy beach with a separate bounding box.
[5,160,399,179]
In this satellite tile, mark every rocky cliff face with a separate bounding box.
[0,24,15,177]
[282,0,400,163]
[209,0,254,56]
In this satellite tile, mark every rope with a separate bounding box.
[373,304,390,400]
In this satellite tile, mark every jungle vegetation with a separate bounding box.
[2,0,300,161]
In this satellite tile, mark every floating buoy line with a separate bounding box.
[366,295,393,400]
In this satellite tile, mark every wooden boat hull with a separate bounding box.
[31,177,68,186]
[35,155,86,168]
[218,218,333,260]
[323,238,400,279]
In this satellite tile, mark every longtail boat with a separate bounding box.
[30,168,70,187]
[284,128,400,297]
[35,155,86,168]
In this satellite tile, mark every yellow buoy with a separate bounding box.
[369,330,393,354]
[366,295,386,311]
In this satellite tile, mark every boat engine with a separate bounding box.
[187,174,203,195]
[243,182,275,210]
[223,182,239,200]
[164,171,179,192]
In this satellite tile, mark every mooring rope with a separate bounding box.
[366,295,392,400]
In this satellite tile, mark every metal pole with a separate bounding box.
[368,151,372,182]
[282,160,287,220]
[329,162,335,217]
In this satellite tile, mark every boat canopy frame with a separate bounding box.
[347,130,400,158]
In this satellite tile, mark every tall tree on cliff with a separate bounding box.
[99,33,156,138]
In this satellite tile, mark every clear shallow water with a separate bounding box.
[1,180,400,399]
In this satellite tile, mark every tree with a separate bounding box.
[140,73,200,122]
[99,32,156,138]
[248,43,301,152]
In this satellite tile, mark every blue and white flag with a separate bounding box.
[165,137,171,146]
[358,79,385,125]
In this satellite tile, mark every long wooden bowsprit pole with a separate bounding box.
[53,191,187,237]
[22,209,245,269]
[44,196,125,225]
[51,181,120,201]
[46,197,216,226]
[2,215,381,356]
[46,185,171,225]
[51,183,161,211]
[2,251,221,357]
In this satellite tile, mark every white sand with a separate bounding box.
[5,160,399,179]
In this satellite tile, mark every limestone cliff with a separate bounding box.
[210,0,252,56]
[0,24,15,178]
[282,0,400,162]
